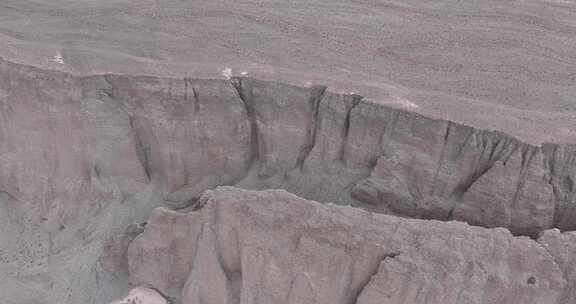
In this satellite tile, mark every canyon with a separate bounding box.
[1,0,576,303]
[0,56,575,303]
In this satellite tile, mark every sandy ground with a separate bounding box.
[1,0,576,143]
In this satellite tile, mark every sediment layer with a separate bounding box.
[3,56,574,235]
[1,56,576,303]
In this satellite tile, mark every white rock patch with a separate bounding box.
[52,52,64,64]
[109,287,167,304]
[221,68,233,79]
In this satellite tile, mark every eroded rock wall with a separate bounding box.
[127,187,568,304]
[349,112,558,236]
[1,56,576,303]
[538,229,576,304]
[0,58,158,304]
[3,57,574,237]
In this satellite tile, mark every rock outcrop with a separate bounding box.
[110,287,168,304]
[3,56,575,237]
[1,56,576,303]
[538,229,576,303]
[3,0,576,302]
[127,187,569,304]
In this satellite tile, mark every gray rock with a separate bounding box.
[110,287,168,304]
[128,187,567,304]
[538,229,576,304]
[3,56,576,302]
[2,1,576,302]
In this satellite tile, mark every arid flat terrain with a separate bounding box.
[1,0,576,143]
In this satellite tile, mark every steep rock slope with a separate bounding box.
[0,58,156,304]
[4,56,576,238]
[539,229,576,304]
[126,187,568,304]
[1,56,576,303]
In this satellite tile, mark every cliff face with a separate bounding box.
[127,187,568,304]
[105,66,576,237]
[1,57,576,303]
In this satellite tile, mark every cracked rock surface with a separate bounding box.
[1,56,576,303]
[1,1,576,303]
[127,187,567,304]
